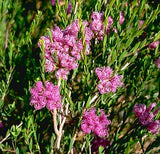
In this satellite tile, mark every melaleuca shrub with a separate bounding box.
[0,0,160,154]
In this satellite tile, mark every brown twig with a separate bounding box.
[12,141,15,151]
[68,131,78,154]
[52,109,60,137]
[5,23,10,50]
[89,93,98,105]
[52,102,69,149]
[79,141,86,154]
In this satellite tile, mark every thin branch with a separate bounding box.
[0,134,10,145]
[59,117,66,133]
[65,103,69,115]
[5,23,10,50]
[52,109,60,136]
[79,141,86,154]
[12,141,16,152]
[1,147,16,153]
[58,80,61,87]
[89,93,98,105]
[74,2,78,15]
[56,108,67,149]
[89,143,91,154]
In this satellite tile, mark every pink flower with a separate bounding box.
[133,104,146,117]
[153,108,160,116]
[90,12,106,40]
[106,16,114,35]
[139,112,154,125]
[96,67,123,94]
[93,124,108,137]
[67,2,72,14]
[57,53,78,70]
[90,20,103,32]
[138,20,144,29]
[89,13,114,39]
[30,95,47,110]
[84,27,94,42]
[38,36,51,50]
[81,121,92,134]
[113,27,118,34]
[110,73,123,92]
[92,12,104,21]
[71,39,83,60]
[55,68,69,80]
[154,57,160,69]
[51,0,61,6]
[45,59,56,72]
[51,26,63,42]
[99,110,111,125]
[65,19,79,37]
[97,81,112,94]
[64,35,76,47]
[95,67,113,81]
[119,11,124,25]
[107,16,114,27]
[134,102,160,134]
[148,40,159,50]
[147,120,160,134]
[46,100,62,110]
[146,102,156,113]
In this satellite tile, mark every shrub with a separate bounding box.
[0,0,160,153]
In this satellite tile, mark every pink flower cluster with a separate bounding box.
[90,12,113,40]
[133,102,160,134]
[89,11,125,39]
[38,12,125,80]
[38,19,94,80]
[95,66,123,94]
[30,81,62,110]
[81,108,111,137]
[91,136,109,154]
